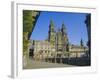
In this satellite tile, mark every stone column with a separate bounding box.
[85,14,91,57]
[54,54,57,63]
[60,55,62,63]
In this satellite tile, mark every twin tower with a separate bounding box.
[48,20,69,52]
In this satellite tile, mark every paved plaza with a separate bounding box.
[24,59,74,69]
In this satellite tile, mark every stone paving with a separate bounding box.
[24,59,74,69]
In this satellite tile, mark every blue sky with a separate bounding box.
[30,11,89,45]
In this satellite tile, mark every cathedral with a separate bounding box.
[48,20,69,56]
[29,20,88,61]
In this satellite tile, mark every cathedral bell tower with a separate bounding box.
[48,20,56,47]
[61,23,69,52]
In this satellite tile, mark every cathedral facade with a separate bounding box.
[29,20,88,61]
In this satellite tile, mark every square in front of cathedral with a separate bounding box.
[23,10,91,69]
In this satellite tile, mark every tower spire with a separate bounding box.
[61,22,66,34]
[50,19,54,27]
[48,19,55,45]
[80,38,84,46]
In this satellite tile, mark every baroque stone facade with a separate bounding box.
[29,20,88,60]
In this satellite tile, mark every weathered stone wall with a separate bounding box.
[23,10,40,68]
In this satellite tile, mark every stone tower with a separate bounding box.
[61,23,69,52]
[48,20,56,47]
[80,38,84,46]
[56,28,63,52]
[56,23,69,53]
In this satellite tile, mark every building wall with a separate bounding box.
[33,40,53,60]
[69,45,88,58]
